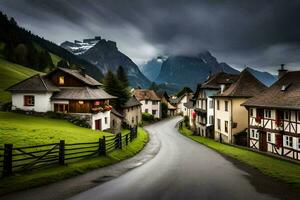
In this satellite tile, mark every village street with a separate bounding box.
[69,117,299,200]
[2,117,299,200]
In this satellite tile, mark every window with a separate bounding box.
[298,138,300,149]
[152,110,157,115]
[59,76,64,85]
[128,108,130,112]
[112,119,115,127]
[209,116,213,124]
[265,109,271,118]
[145,100,148,105]
[152,101,158,105]
[104,117,108,124]
[225,121,228,133]
[267,133,272,142]
[217,100,220,110]
[24,95,34,106]
[284,136,293,147]
[285,111,289,120]
[217,119,221,130]
[251,130,255,138]
[224,101,228,111]
[250,109,253,117]
[209,100,213,109]
[298,112,300,121]
[145,109,148,113]
[132,117,134,124]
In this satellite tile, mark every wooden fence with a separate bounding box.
[0,126,138,178]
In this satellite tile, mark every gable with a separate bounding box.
[47,70,87,87]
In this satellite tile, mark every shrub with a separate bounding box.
[142,112,155,122]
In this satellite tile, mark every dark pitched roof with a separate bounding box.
[56,67,102,86]
[201,72,239,89]
[51,87,116,100]
[7,74,60,92]
[215,69,266,98]
[122,96,142,108]
[133,89,161,101]
[111,108,124,118]
[242,71,300,109]
[183,100,194,109]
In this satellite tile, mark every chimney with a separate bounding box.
[278,64,288,79]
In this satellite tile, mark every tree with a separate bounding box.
[57,59,69,68]
[161,102,168,118]
[116,66,129,87]
[103,70,130,110]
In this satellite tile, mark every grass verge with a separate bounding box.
[0,127,149,195]
[179,124,300,187]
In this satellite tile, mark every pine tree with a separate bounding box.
[103,70,130,109]
[116,66,129,87]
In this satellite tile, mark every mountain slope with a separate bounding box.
[140,56,167,81]
[155,52,239,90]
[0,58,40,103]
[246,67,277,87]
[61,38,151,88]
[0,12,103,81]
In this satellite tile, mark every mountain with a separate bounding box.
[155,51,239,90]
[0,12,103,81]
[61,38,151,88]
[140,56,167,81]
[246,67,277,86]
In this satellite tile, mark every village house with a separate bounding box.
[110,108,123,134]
[159,91,177,116]
[122,95,142,127]
[193,73,239,137]
[7,67,116,131]
[133,89,161,118]
[176,92,194,116]
[242,66,300,160]
[212,69,266,144]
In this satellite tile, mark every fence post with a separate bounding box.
[3,144,13,177]
[99,136,106,156]
[125,134,129,146]
[119,133,122,149]
[130,127,133,142]
[59,140,65,165]
[115,134,119,149]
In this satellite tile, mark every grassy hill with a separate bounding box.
[0,111,111,146]
[0,58,40,103]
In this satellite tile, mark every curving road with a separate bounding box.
[68,117,299,200]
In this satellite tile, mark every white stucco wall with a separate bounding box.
[140,100,161,118]
[91,111,111,130]
[11,92,53,112]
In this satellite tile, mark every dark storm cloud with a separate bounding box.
[1,0,300,72]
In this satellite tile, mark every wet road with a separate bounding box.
[69,117,298,200]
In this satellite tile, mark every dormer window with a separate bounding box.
[59,76,64,85]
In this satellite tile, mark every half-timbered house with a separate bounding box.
[243,66,300,160]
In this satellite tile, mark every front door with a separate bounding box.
[259,131,267,151]
[95,119,101,130]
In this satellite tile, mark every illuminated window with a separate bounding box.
[59,76,64,85]
[24,95,34,106]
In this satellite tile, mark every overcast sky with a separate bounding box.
[1,0,300,74]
